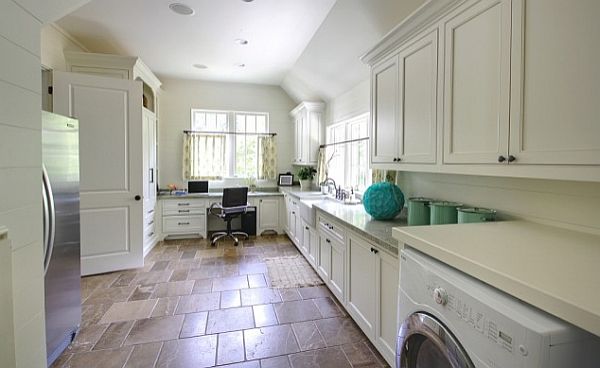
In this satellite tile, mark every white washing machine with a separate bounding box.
[397,248,600,368]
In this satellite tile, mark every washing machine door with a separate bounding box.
[397,312,475,368]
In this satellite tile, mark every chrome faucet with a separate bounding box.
[320,178,336,196]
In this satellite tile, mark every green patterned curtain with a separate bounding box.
[182,133,226,180]
[372,169,397,183]
[258,136,277,180]
[316,147,328,184]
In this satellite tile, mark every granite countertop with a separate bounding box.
[392,221,600,337]
[159,191,283,199]
[313,200,408,255]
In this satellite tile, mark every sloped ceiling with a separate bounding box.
[281,0,426,103]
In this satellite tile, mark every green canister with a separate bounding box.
[408,197,433,226]
[430,201,462,224]
[457,207,497,223]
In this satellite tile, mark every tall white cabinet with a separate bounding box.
[63,51,162,272]
[363,0,600,182]
[290,102,324,166]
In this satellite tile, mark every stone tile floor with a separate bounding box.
[51,235,390,368]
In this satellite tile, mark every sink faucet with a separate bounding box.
[320,178,336,196]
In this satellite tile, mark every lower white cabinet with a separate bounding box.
[347,235,377,336]
[161,198,207,238]
[376,248,399,362]
[257,197,280,234]
[347,232,399,366]
[329,237,345,301]
[317,214,347,303]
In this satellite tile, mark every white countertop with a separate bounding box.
[392,221,600,337]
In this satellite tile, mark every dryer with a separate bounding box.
[397,248,600,368]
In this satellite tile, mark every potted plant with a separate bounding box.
[297,167,316,190]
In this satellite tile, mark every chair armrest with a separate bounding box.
[209,202,224,217]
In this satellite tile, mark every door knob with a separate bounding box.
[135,195,141,201]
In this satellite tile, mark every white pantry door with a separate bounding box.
[53,71,144,275]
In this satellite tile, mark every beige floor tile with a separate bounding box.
[253,304,278,327]
[65,346,133,368]
[244,325,299,360]
[123,342,163,368]
[274,300,322,324]
[241,287,282,306]
[260,356,291,368]
[151,280,195,298]
[314,317,366,347]
[217,331,245,365]
[93,321,134,350]
[124,315,185,345]
[180,312,208,338]
[176,292,221,314]
[292,321,327,351]
[83,286,135,306]
[206,306,255,334]
[221,289,242,309]
[151,296,180,317]
[288,346,352,368]
[99,299,158,324]
[212,275,249,292]
[156,335,217,368]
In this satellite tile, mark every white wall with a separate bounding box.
[0,2,47,367]
[41,23,88,71]
[158,78,296,188]
[325,78,369,126]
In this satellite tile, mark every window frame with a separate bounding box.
[325,113,371,192]
[190,109,269,179]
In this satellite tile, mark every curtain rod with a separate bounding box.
[184,130,276,137]
[320,137,368,148]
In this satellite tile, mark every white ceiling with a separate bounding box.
[57,0,425,103]
[57,0,336,84]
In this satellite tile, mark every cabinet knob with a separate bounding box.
[497,155,506,163]
[326,239,331,243]
[508,155,516,163]
[393,158,397,162]
[397,157,402,162]
[135,195,141,201]
[305,226,309,230]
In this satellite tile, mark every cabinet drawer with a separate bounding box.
[163,215,205,233]
[163,199,207,211]
[318,214,345,243]
[163,207,206,216]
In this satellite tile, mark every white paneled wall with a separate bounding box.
[0,1,46,367]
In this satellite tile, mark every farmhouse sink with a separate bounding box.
[299,197,328,227]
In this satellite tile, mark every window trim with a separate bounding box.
[190,109,269,179]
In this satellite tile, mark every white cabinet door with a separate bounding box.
[318,234,331,281]
[301,221,311,257]
[54,71,144,275]
[294,211,304,248]
[509,0,600,165]
[142,109,156,211]
[308,227,319,267]
[443,0,511,164]
[347,235,377,337]
[258,197,279,234]
[371,55,399,163]
[294,115,304,163]
[305,110,322,164]
[376,249,399,365]
[329,238,345,302]
[398,29,438,164]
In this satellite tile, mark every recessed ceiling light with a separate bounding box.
[169,3,195,16]
[235,38,249,45]
[235,63,246,68]
[193,64,208,69]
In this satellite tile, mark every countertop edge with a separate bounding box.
[392,226,600,337]
[314,204,399,256]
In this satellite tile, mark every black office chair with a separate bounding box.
[209,187,249,246]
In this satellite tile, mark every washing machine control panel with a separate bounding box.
[425,281,518,357]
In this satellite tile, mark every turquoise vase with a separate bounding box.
[362,182,405,220]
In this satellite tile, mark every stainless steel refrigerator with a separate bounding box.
[42,111,81,366]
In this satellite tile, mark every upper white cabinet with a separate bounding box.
[371,29,438,164]
[363,0,600,182]
[443,0,511,164]
[509,0,600,165]
[290,102,324,166]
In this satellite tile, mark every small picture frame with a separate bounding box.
[278,173,293,186]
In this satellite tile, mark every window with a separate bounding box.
[188,109,269,179]
[325,113,370,191]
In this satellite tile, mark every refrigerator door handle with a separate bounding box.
[42,165,56,275]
